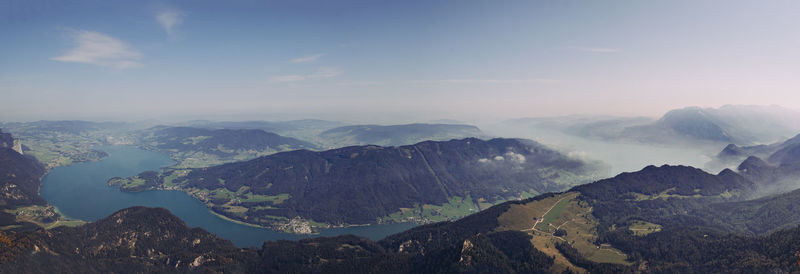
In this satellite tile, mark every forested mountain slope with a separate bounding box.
[111,138,603,233]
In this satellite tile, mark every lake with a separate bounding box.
[40,145,416,247]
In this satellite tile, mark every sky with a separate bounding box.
[2,0,800,123]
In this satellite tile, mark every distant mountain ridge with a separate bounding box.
[620,105,800,145]
[0,120,130,135]
[505,105,800,146]
[179,119,344,134]
[140,126,316,153]
[175,119,345,145]
[169,120,488,149]
[730,135,800,196]
[623,107,733,142]
[318,123,488,147]
[136,126,317,168]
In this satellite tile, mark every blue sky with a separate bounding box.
[2,0,800,122]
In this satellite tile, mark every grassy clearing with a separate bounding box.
[204,187,291,204]
[534,196,572,232]
[385,191,544,224]
[588,249,629,264]
[630,187,703,201]
[631,187,743,201]
[208,188,236,200]
[208,210,267,228]
[221,205,249,214]
[380,195,481,223]
[242,193,290,204]
[162,169,190,187]
[496,193,570,231]
[42,219,87,229]
[111,178,145,188]
[628,220,662,236]
[497,192,631,268]
[3,205,87,230]
[421,195,477,218]
[529,233,587,273]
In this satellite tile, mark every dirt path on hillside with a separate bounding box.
[522,195,572,233]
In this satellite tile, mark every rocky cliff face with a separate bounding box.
[12,139,23,155]
[0,131,45,210]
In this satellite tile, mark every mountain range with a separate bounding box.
[9,162,800,272]
[317,123,488,148]
[505,105,800,146]
[8,114,800,272]
[111,137,603,233]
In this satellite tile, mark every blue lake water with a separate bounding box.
[40,145,416,247]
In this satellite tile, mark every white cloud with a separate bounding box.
[290,54,324,64]
[156,9,185,35]
[478,152,525,165]
[504,151,526,164]
[269,67,343,83]
[52,30,142,69]
[571,46,621,53]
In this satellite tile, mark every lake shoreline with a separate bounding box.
[40,145,417,247]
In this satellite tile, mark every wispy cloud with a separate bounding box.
[290,54,324,64]
[570,46,621,53]
[52,29,142,69]
[438,78,562,84]
[333,78,561,86]
[334,81,382,86]
[269,67,343,83]
[156,8,185,35]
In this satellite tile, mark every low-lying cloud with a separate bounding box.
[478,151,527,165]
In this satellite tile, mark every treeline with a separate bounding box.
[601,225,800,272]
[1,206,557,273]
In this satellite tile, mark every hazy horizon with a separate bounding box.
[1,104,797,126]
[4,1,800,123]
